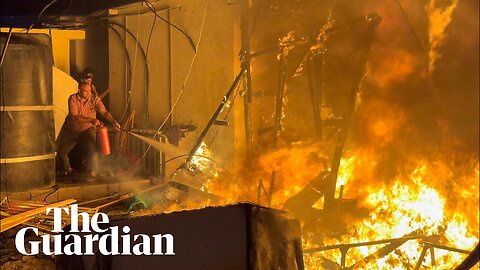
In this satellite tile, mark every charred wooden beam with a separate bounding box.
[240,0,254,160]
[346,231,430,269]
[324,13,382,209]
[273,50,287,147]
[283,171,330,213]
[307,53,324,140]
[414,243,431,270]
[267,171,276,207]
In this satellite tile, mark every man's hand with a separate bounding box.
[92,119,102,126]
[113,121,121,131]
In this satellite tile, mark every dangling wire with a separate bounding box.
[27,0,60,33]
[138,0,209,161]
[143,0,197,53]
[145,2,158,55]
[43,185,60,203]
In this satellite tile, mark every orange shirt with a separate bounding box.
[66,93,106,132]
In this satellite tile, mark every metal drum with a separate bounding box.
[1,33,55,192]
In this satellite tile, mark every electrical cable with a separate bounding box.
[248,0,266,40]
[107,25,133,121]
[393,0,426,54]
[145,2,158,55]
[143,0,196,53]
[27,0,60,33]
[137,0,209,163]
[109,21,150,123]
[47,0,73,23]
[43,185,60,203]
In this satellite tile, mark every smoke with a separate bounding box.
[348,0,478,176]
[239,0,478,188]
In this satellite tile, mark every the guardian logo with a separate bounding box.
[15,204,175,256]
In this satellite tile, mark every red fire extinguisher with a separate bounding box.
[97,125,111,155]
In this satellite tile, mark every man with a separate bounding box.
[82,70,110,99]
[81,70,96,91]
[58,82,121,181]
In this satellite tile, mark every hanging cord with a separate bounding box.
[107,25,134,122]
[108,11,148,123]
[137,0,209,162]
[0,27,13,68]
[43,185,60,203]
[394,0,426,54]
[143,0,196,53]
[51,0,73,22]
[27,0,60,33]
[109,21,149,123]
[145,2,158,55]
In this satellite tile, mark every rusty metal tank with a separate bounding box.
[0,33,55,192]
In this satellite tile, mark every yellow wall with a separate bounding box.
[1,28,85,74]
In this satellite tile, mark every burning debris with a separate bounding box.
[0,0,478,269]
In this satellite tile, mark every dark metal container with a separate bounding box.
[0,33,55,192]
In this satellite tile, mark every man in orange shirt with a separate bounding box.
[58,82,120,181]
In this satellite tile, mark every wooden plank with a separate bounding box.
[0,199,76,233]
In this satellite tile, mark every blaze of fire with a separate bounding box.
[171,141,478,268]
[427,0,460,73]
[208,142,330,206]
[305,149,479,269]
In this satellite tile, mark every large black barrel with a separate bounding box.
[0,33,55,192]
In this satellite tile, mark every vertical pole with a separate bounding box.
[429,247,436,266]
[274,51,286,148]
[267,171,275,207]
[340,246,348,268]
[307,54,323,140]
[414,244,429,270]
[324,15,381,209]
[240,0,253,160]
[257,179,262,203]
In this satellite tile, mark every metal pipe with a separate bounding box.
[185,69,245,163]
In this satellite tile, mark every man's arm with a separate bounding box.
[97,104,120,130]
